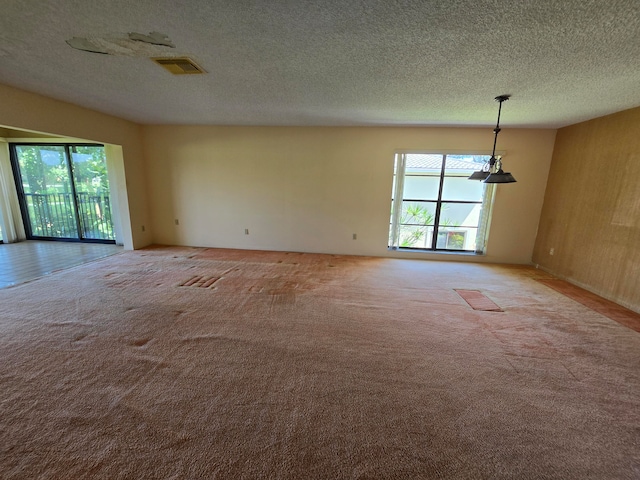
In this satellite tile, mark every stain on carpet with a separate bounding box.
[455,289,503,312]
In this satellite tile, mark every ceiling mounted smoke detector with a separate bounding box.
[152,57,206,75]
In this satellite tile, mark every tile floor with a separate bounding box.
[0,241,123,289]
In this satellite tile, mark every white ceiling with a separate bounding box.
[1,0,639,128]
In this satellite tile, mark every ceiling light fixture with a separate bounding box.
[468,95,516,184]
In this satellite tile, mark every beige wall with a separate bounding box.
[533,106,640,312]
[0,81,559,265]
[143,125,556,264]
[0,83,151,249]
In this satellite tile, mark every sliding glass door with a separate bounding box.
[11,144,115,243]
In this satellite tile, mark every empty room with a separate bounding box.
[0,1,639,478]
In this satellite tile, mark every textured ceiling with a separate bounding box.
[0,0,639,128]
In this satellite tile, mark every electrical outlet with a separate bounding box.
[549,247,555,255]
[352,233,357,240]
[175,219,179,226]
[245,228,249,235]
[141,225,145,232]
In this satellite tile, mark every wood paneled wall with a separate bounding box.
[533,106,640,313]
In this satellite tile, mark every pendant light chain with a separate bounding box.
[468,94,517,184]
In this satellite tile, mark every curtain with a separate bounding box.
[0,141,26,243]
[388,153,406,249]
[475,183,496,254]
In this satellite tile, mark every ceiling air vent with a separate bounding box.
[153,57,206,75]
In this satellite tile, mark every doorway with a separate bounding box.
[10,144,116,243]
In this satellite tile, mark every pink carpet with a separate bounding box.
[1,246,638,478]
[538,278,640,333]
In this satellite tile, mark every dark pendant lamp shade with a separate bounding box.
[468,170,490,181]
[484,170,517,183]
[468,95,516,184]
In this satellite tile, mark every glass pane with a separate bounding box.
[405,153,443,171]
[398,224,434,249]
[403,175,440,200]
[442,155,488,201]
[445,155,490,173]
[442,176,484,201]
[436,228,477,251]
[70,146,115,241]
[401,201,437,226]
[403,153,442,200]
[439,202,482,228]
[15,145,79,238]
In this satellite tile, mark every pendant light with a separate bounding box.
[468,95,516,184]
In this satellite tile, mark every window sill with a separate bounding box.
[388,247,483,256]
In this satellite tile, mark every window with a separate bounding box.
[388,153,496,253]
[10,144,116,243]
